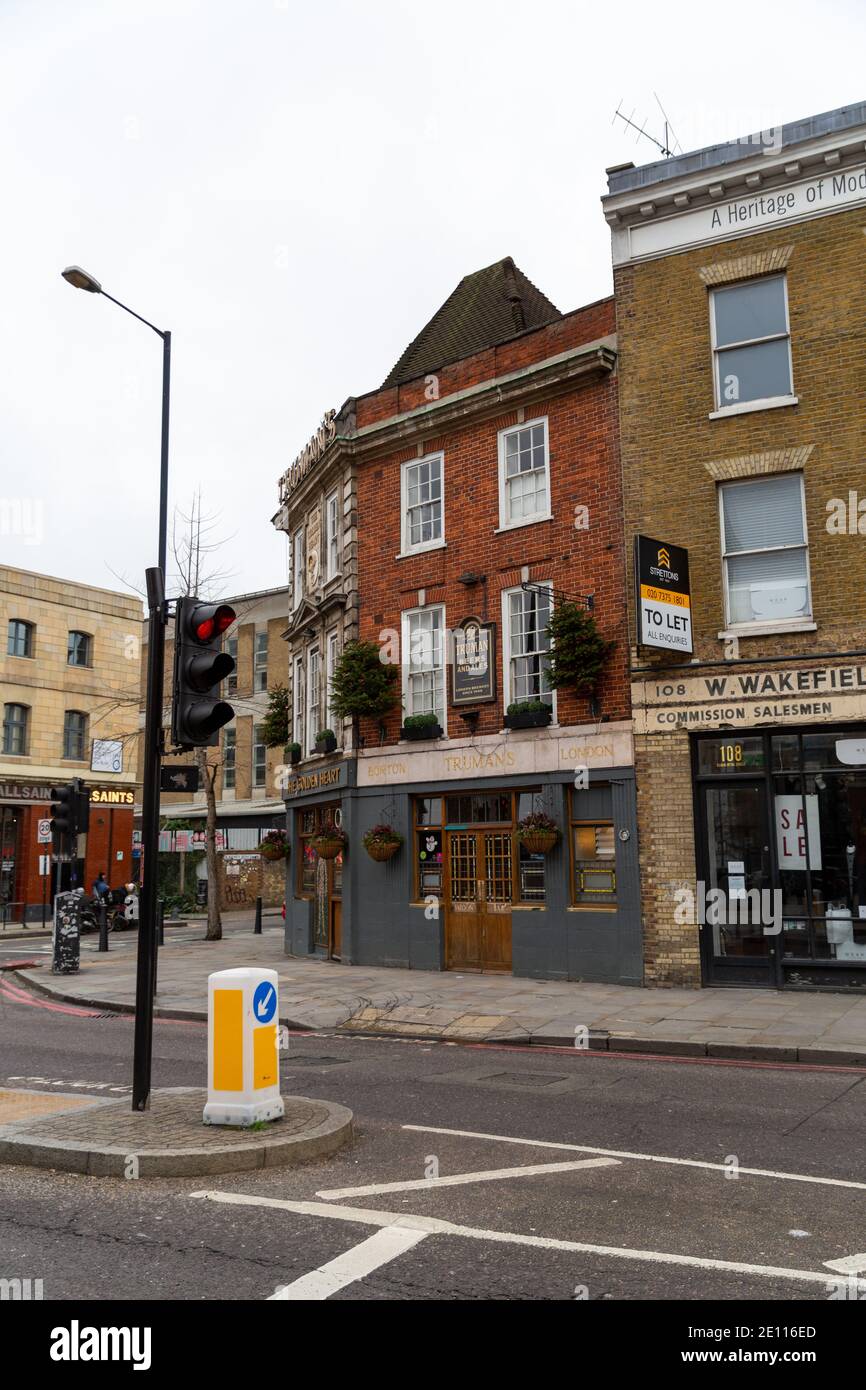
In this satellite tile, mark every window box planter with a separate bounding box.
[401,719,443,742]
[315,732,338,755]
[285,743,302,766]
[504,704,552,730]
[363,825,404,863]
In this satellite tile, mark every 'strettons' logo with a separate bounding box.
[657,546,671,569]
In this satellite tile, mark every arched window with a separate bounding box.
[2,704,29,756]
[67,631,93,667]
[7,620,34,658]
[63,710,88,761]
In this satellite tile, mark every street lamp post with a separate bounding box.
[62,265,170,1111]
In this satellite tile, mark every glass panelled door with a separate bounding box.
[700,782,776,985]
[446,829,513,972]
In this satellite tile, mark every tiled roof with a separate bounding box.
[381,257,562,387]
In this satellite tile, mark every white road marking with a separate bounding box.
[824,1253,866,1275]
[190,1189,866,1291]
[316,1156,618,1200]
[268,1226,428,1300]
[404,1123,866,1194]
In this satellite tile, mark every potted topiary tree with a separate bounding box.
[545,601,614,707]
[504,699,552,730]
[363,823,404,862]
[328,640,398,745]
[315,728,338,755]
[401,711,443,741]
[311,824,348,860]
[516,811,560,854]
[285,742,302,766]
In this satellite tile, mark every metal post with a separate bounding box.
[41,876,47,929]
[158,898,165,946]
[254,896,262,934]
[158,332,171,574]
[98,900,108,953]
[132,566,166,1111]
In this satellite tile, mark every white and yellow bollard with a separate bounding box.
[203,967,285,1126]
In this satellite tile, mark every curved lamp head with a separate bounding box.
[62,265,102,293]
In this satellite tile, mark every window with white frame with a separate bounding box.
[222,727,236,790]
[326,629,340,734]
[293,655,305,747]
[720,473,811,627]
[307,646,320,753]
[223,634,237,694]
[253,723,266,788]
[326,491,340,579]
[292,526,305,610]
[503,584,553,707]
[403,606,446,724]
[711,275,793,410]
[254,631,268,692]
[498,419,550,528]
[402,454,443,552]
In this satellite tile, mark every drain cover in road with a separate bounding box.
[483,1072,568,1087]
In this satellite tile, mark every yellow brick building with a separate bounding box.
[0,565,144,919]
[603,102,866,992]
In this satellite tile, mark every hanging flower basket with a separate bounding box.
[259,830,290,862]
[363,824,404,862]
[311,827,348,860]
[516,812,560,855]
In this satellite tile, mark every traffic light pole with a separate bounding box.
[133,566,166,1111]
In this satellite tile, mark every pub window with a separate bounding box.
[710,275,794,410]
[292,526,305,610]
[720,473,811,628]
[254,631,268,692]
[403,605,446,726]
[222,727,236,790]
[7,620,34,658]
[516,790,547,904]
[571,808,617,906]
[307,646,321,754]
[253,723,266,788]
[2,703,29,756]
[63,710,88,761]
[293,655,305,748]
[502,583,553,708]
[297,805,339,896]
[413,798,443,900]
[67,630,92,667]
[498,418,550,529]
[325,490,341,578]
[326,629,340,734]
[402,453,444,553]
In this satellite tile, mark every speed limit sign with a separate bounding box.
[37,818,52,844]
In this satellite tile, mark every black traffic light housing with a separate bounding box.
[50,778,89,853]
[170,596,236,750]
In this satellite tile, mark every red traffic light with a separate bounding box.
[193,604,236,642]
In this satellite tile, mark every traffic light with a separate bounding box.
[50,778,89,851]
[170,596,236,750]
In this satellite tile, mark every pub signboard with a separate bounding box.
[452,619,496,705]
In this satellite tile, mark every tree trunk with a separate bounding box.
[197,748,222,941]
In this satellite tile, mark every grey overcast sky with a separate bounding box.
[2,0,864,601]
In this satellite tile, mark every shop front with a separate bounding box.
[344,724,641,984]
[284,760,351,962]
[632,659,866,991]
[694,728,866,991]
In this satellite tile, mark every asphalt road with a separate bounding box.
[2,957,866,1309]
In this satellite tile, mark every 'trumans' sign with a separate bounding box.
[278,409,337,505]
[635,535,693,654]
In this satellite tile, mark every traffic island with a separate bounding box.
[0,1086,353,1177]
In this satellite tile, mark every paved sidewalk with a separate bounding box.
[12,928,866,1065]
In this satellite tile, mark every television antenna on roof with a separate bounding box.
[613,93,684,159]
